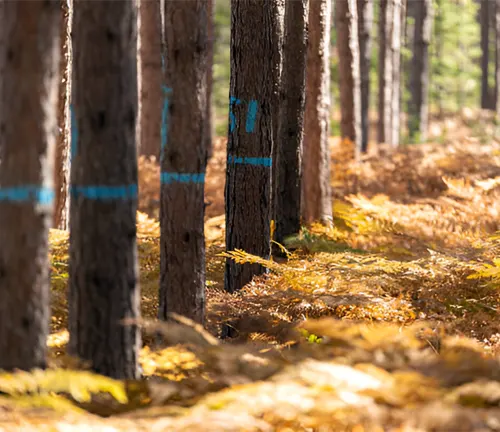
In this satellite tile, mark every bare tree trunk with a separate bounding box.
[496,0,500,117]
[336,0,362,156]
[138,0,162,158]
[0,0,60,371]
[205,0,215,162]
[481,0,491,109]
[159,0,208,323]
[389,0,404,148]
[409,0,432,142]
[301,0,332,224]
[273,0,309,248]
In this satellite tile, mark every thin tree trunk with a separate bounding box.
[389,0,403,148]
[273,0,309,247]
[225,0,278,293]
[301,0,332,224]
[138,0,162,158]
[205,0,215,162]
[336,0,362,156]
[357,0,373,153]
[496,0,500,117]
[54,0,71,230]
[409,0,432,142]
[481,0,491,109]
[69,0,141,379]
[159,0,208,323]
[0,0,60,371]
[377,0,391,143]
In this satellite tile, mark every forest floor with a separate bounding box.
[2,110,500,431]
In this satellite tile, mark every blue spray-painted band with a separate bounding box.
[245,100,258,133]
[161,172,205,184]
[70,184,138,200]
[229,96,241,133]
[227,156,272,167]
[160,86,173,160]
[0,186,54,205]
[70,104,78,159]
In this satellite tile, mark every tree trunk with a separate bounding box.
[481,0,491,109]
[357,0,373,153]
[159,0,208,323]
[301,0,332,224]
[0,0,60,371]
[273,0,309,247]
[409,0,432,142]
[54,0,71,230]
[336,0,362,156]
[377,0,390,144]
[138,0,162,159]
[205,0,215,162]
[224,0,278,293]
[69,0,141,379]
[496,0,500,117]
[389,0,404,148]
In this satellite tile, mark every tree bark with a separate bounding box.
[205,0,215,162]
[496,0,500,117]
[273,0,309,247]
[377,0,390,144]
[301,0,332,224]
[159,0,208,323]
[138,0,162,159]
[0,0,60,371]
[357,0,373,153]
[69,0,141,379]
[224,0,278,293]
[409,0,432,142]
[54,0,71,230]
[336,0,362,156]
[481,0,491,109]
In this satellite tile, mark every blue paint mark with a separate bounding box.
[70,104,78,160]
[161,54,165,73]
[161,172,205,184]
[229,96,241,133]
[0,186,54,205]
[245,100,258,133]
[70,184,138,200]
[227,156,272,167]
[160,86,173,160]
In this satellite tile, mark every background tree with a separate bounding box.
[225,0,278,293]
[273,0,309,247]
[480,0,492,109]
[206,0,215,161]
[409,0,432,142]
[336,0,362,156]
[159,0,208,323]
[0,0,60,370]
[496,0,500,116]
[68,0,141,379]
[301,0,332,224]
[138,0,162,158]
[357,0,373,153]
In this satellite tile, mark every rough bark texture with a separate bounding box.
[159,0,207,323]
[336,0,362,156]
[206,0,215,162]
[409,0,432,142]
[138,0,162,158]
[481,0,491,109]
[225,0,277,293]
[496,0,500,116]
[301,0,332,224]
[0,0,60,371]
[54,0,71,230]
[68,0,141,379]
[357,0,373,153]
[273,0,309,247]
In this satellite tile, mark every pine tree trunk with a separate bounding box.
[205,0,215,162]
[496,0,500,117]
[481,0,491,109]
[357,0,373,153]
[54,0,71,230]
[138,0,162,158]
[389,0,403,148]
[301,0,332,224]
[68,0,141,379]
[336,0,362,156]
[273,0,309,247]
[0,0,60,371]
[409,0,432,142]
[159,0,208,323]
[225,0,278,293]
[377,0,391,144]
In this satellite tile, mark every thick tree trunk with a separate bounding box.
[481,0,491,109]
[409,0,432,142]
[301,0,332,224]
[0,0,60,371]
[336,0,362,156]
[205,0,215,162]
[138,0,162,158]
[225,0,278,293]
[159,0,208,323]
[273,0,309,247]
[69,0,141,379]
[54,0,71,230]
[357,0,373,153]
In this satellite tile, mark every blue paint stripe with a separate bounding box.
[227,156,272,167]
[161,172,205,184]
[160,86,172,160]
[245,100,258,133]
[229,96,241,133]
[70,104,78,159]
[70,185,138,200]
[0,186,54,205]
